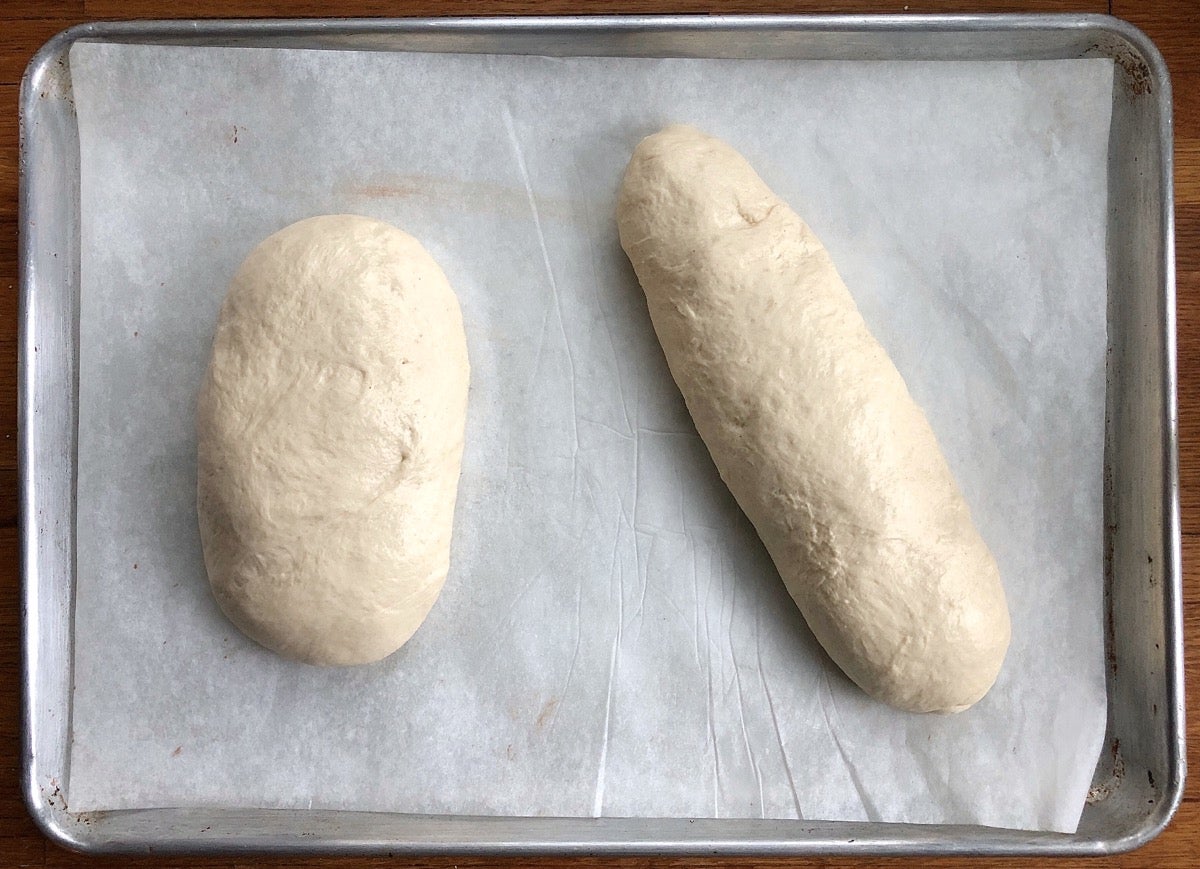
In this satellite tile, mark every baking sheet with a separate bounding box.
[66,42,1112,833]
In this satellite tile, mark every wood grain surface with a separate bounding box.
[2,1,1195,866]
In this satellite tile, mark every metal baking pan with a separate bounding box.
[18,14,1182,856]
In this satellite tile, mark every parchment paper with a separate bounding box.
[66,42,1113,833]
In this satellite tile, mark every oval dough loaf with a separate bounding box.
[197,214,469,666]
[617,126,1010,712]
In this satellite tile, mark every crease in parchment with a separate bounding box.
[502,102,581,466]
[818,668,881,822]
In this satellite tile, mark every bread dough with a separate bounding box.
[196,215,469,666]
[616,126,1010,713]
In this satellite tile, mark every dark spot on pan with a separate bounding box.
[1082,39,1153,95]
[1118,54,1153,95]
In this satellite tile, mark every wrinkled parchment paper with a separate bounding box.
[67,42,1113,833]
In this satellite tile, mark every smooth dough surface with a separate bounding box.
[617,126,1010,713]
[197,214,469,666]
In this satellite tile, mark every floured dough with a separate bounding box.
[197,214,469,666]
[617,126,1010,713]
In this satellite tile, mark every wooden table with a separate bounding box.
[1,1,1195,866]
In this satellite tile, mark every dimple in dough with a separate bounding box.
[617,126,1011,713]
[196,214,470,666]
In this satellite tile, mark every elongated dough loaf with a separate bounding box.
[197,215,469,666]
[617,126,1010,713]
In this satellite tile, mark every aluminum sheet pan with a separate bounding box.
[18,13,1182,856]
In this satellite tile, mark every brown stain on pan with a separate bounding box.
[340,173,580,222]
[535,698,559,729]
[1083,40,1154,96]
